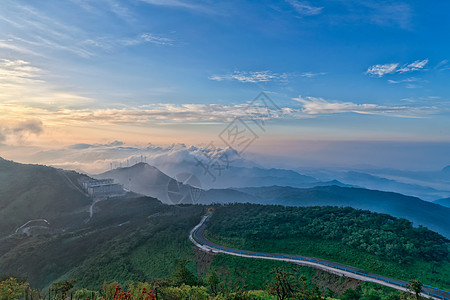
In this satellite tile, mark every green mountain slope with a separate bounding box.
[0,158,91,235]
[0,195,205,289]
[236,185,450,238]
[205,204,450,290]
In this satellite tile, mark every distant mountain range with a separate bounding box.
[434,197,450,208]
[97,162,347,201]
[95,162,450,238]
[136,153,450,201]
[142,158,346,190]
[298,168,450,202]
[336,171,447,201]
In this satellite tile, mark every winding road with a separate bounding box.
[190,215,450,300]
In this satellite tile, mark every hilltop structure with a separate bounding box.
[82,179,124,198]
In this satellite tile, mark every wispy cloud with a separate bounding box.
[123,33,175,46]
[405,83,421,89]
[0,40,41,56]
[0,59,42,82]
[366,59,428,77]
[366,63,399,77]
[364,2,412,30]
[138,0,211,13]
[209,71,289,83]
[293,95,436,117]
[286,0,323,16]
[70,0,132,20]
[0,4,95,58]
[49,103,290,124]
[299,72,327,78]
[388,77,423,88]
[0,2,174,60]
[436,59,450,71]
[0,59,94,112]
[209,71,326,83]
[397,59,428,73]
[388,77,417,84]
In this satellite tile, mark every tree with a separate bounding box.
[0,277,29,300]
[206,269,220,296]
[171,260,199,286]
[50,280,76,300]
[408,280,423,300]
[267,268,296,300]
[341,288,362,300]
[361,288,382,300]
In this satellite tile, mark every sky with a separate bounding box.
[0,0,450,172]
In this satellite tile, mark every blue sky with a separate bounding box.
[0,0,450,170]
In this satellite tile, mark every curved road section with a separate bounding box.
[190,215,450,300]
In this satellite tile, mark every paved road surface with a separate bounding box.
[190,215,450,300]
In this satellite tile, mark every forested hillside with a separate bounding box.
[206,204,450,290]
[0,158,91,235]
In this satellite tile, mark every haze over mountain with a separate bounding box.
[95,162,196,205]
[98,160,347,196]
[11,140,449,202]
[93,159,450,238]
[301,167,450,201]
[434,197,450,208]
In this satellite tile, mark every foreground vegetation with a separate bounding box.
[0,263,428,300]
[206,204,450,290]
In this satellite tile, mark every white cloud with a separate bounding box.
[122,33,175,46]
[0,59,44,87]
[16,142,247,176]
[209,71,288,83]
[48,102,290,125]
[209,71,326,82]
[293,95,435,117]
[436,59,450,71]
[299,72,327,78]
[0,40,41,56]
[140,33,174,46]
[405,83,421,89]
[0,3,173,60]
[365,2,412,30]
[0,4,95,58]
[138,0,210,13]
[12,94,434,127]
[286,0,323,16]
[366,63,399,77]
[397,59,428,73]
[0,119,43,144]
[367,59,429,77]
[0,59,95,114]
[388,77,417,84]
